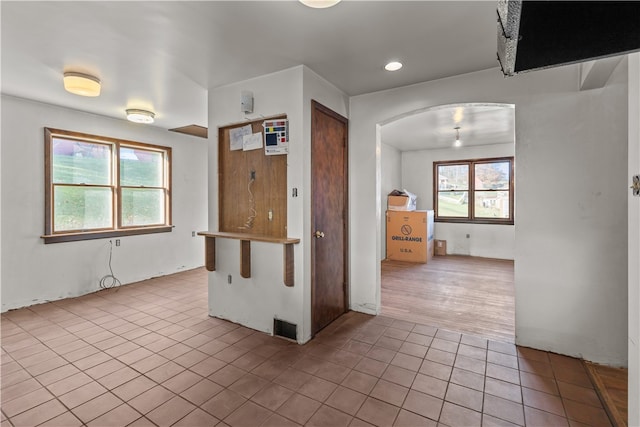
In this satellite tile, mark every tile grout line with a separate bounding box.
[2,269,615,427]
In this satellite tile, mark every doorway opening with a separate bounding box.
[378,102,516,343]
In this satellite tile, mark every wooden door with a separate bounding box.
[311,100,348,335]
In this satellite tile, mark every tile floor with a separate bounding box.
[1,268,612,426]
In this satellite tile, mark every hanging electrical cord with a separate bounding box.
[239,175,257,230]
[99,240,122,290]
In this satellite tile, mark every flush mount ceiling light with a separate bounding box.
[63,72,101,97]
[453,126,462,147]
[384,61,403,71]
[299,0,341,8]
[126,109,155,124]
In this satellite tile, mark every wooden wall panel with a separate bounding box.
[218,117,287,238]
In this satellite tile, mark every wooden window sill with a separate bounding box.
[42,226,173,244]
[197,231,300,287]
[434,219,514,225]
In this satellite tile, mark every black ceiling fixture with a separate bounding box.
[497,0,640,76]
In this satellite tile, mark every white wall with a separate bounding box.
[349,63,628,365]
[0,95,208,312]
[401,143,515,260]
[207,66,348,343]
[0,83,3,306]
[515,60,628,366]
[628,52,640,427]
[380,143,402,259]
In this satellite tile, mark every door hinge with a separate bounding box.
[632,174,640,197]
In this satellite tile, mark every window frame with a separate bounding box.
[433,156,514,225]
[43,128,172,243]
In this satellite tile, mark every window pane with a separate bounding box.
[52,138,111,185]
[437,164,469,190]
[475,191,510,219]
[475,161,510,190]
[120,148,163,187]
[437,191,469,217]
[121,188,165,226]
[54,186,112,231]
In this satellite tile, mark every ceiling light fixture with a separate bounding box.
[299,0,341,8]
[63,72,101,97]
[453,126,462,147]
[384,61,403,72]
[126,109,155,124]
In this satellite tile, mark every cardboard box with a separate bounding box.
[387,194,417,211]
[386,210,434,263]
[434,239,447,256]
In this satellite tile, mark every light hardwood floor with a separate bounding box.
[586,362,629,427]
[381,255,515,343]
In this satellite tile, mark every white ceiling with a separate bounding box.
[1,1,502,137]
[381,103,515,152]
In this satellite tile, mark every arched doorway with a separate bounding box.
[378,102,516,342]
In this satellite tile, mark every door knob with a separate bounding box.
[314,230,325,239]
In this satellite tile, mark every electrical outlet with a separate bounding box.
[115,239,121,246]
[268,209,273,221]
[192,231,196,237]
[292,188,298,197]
[227,275,232,284]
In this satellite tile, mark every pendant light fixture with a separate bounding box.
[299,0,341,8]
[453,126,462,147]
[126,109,155,124]
[63,72,101,97]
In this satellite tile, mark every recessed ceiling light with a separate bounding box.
[299,0,341,8]
[126,109,155,124]
[384,61,403,72]
[63,72,101,97]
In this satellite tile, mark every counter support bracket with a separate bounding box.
[198,232,300,287]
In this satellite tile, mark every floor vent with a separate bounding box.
[274,318,297,342]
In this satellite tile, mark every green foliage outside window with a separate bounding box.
[47,130,170,238]
[434,158,513,224]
